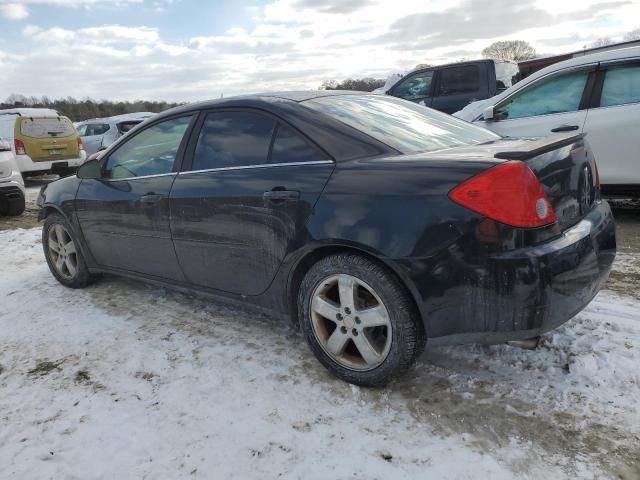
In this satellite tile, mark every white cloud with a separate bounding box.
[1,0,639,102]
[1,3,29,19]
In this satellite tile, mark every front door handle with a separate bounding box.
[140,193,164,204]
[263,189,300,201]
[551,124,579,133]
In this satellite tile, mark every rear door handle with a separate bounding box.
[550,124,579,133]
[140,193,164,204]
[263,190,300,201]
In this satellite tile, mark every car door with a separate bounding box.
[388,69,435,108]
[475,66,596,138]
[169,109,334,296]
[76,114,195,280]
[80,123,110,156]
[581,60,640,189]
[431,63,489,114]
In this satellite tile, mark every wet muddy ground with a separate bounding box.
[1,179,639,478]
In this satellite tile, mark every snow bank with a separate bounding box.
[1,228,638,479]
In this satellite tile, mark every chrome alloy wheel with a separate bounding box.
[310,274,392,371]
[47,224,78,280]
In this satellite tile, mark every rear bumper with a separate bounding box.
[401,201,616,345]
[0,179,26,210]
[15,152,86,173]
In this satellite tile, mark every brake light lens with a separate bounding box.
[77,137,84,151]
[449,160,557,228]
[14,139,25,155]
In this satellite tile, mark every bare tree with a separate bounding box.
[591,37,614,48]
[624,28,640,41]
[481,40,537,62]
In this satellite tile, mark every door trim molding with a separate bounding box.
[177,160,334,176]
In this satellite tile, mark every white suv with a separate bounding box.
[0,137,25,216]
[455,46,640,197]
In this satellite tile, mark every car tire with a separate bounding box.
[42,213,96,288]
[5,195,25,216]
[298,253,426,387]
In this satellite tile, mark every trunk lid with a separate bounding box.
[16,116,80,162]
[493,133,599,230]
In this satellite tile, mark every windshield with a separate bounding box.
[495,61,520,90]
[303,95,500,154]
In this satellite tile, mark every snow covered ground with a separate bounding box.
[1,224,639,479]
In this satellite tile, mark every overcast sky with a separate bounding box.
[0,0,638,102]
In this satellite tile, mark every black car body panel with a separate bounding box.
[37,92,615,345]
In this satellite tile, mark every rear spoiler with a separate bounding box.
[494,133,585,161]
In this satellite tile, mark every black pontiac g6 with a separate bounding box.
[37,92,616,386]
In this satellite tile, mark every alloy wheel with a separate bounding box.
[48,224,78,280]
[310,274,392,371]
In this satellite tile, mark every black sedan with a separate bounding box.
[37,92,616,386]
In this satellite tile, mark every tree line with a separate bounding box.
[1,94,182,122]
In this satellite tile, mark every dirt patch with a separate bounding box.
[74,370,91,384]
[27,359,64,377]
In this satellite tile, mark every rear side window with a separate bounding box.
[20,117,75,138]
[105,115,193,179]
[438,65,480,95]
[498,70,590,120]
[391,71,434,100]
[270,124,327,164]
[192,111,275,171]
[600,64,640,107]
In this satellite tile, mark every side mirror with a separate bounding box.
[77,158,102,179]
[483,105,495,121]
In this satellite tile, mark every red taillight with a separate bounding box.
[449,160,557,228]
[14,139,25,155]
[77,137,84,151]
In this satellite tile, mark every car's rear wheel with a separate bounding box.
[43,213,95,288]
[299,253,425,387]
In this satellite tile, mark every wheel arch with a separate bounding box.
[39,204,67,222]
[285,242,426,335]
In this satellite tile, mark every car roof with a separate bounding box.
[151,90,371,119]
[526,45,640,80]
[0,108,61,118]
[78,112,156,125]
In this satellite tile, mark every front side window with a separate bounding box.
[76,124,88,136]
[270,124,327,164]
[192,111,275,171]
[497,70,590,120]
[303,95,499,154]
[104,115,192,179]
[392,71,434,100]
[600,64,640,107]
[438,65,480,95]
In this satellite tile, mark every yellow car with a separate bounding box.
[0,108,86,176]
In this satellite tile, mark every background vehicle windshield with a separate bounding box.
[303,95,500,153]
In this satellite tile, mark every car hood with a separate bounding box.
[452,97,497,121]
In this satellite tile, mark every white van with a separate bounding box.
[0,108,86,176]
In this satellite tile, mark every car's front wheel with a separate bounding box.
[299,253,426,387]
[43,213,95,288]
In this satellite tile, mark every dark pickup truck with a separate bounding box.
[384,59,520,114]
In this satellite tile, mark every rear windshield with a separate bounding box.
[303,95,499,153]
[20,117,76,139]
[495,61,520,89]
